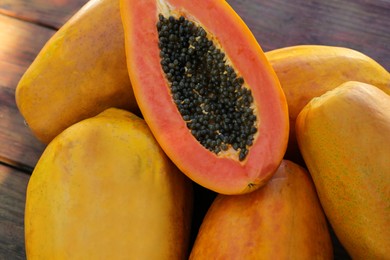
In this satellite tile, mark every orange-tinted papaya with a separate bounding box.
[190,160,332,259]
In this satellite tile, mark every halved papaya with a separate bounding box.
[120,0,289,194]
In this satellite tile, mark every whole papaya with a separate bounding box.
[190,160,332,259]
[25,108,193,259]
[16,0,139,144]
[265,45,390,162]
[296,81,390,259]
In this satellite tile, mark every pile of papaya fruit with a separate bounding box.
[17,0,389,259]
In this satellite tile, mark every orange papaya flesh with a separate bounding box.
[189,160,333,259]
[120,0,289,194]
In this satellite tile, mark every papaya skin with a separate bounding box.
[265,45,390,162]
[25,108,193,259]
[190,160,333,259]
[296,81,390,259]
[16,0,139,144]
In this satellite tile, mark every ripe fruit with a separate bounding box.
[16,0,139,144]
[296,81,390,259]
[120,0,289,194]
[190,160,333,259]
[25,108,193,259]
[266,45,390,161]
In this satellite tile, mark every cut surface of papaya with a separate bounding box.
[120,0,289,194]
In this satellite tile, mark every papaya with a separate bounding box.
[24,108,193,259]
[120,0,289,194]
[16,0,139,144]
[296,81,390,259]
[189,160,333,259]
[265,45,390,162]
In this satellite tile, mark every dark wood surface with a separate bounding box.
[0,0,388,258]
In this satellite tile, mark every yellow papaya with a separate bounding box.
[25,108,193,259]
[296,81,390,259]
[190,160,332,259]
[16,0,139,144]
[265,45,390,161]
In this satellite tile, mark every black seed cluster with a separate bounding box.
[157,14,257,161]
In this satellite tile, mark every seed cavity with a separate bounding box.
[157,14,257,161]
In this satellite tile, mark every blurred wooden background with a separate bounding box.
[0,0,389,258]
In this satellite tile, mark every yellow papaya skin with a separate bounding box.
[190,160,332,259]
[296,81,390,259]
[16,0,139,144]
[265,45,390,161]
[25,108,193,259]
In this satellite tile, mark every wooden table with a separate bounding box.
[0,0,388,258]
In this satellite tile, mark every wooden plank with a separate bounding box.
[0,163,29,259]
[0,0,89,29]
[1,0,388,69]
[0,14,56,88]
[228,0,390,70]
[0,14,51,170]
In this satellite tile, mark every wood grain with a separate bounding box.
[0,163,29,259]
[0,0,89,29]
[229,0,390,70]
[0,14,52,170]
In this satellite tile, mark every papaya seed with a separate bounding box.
[157,14,257,161]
